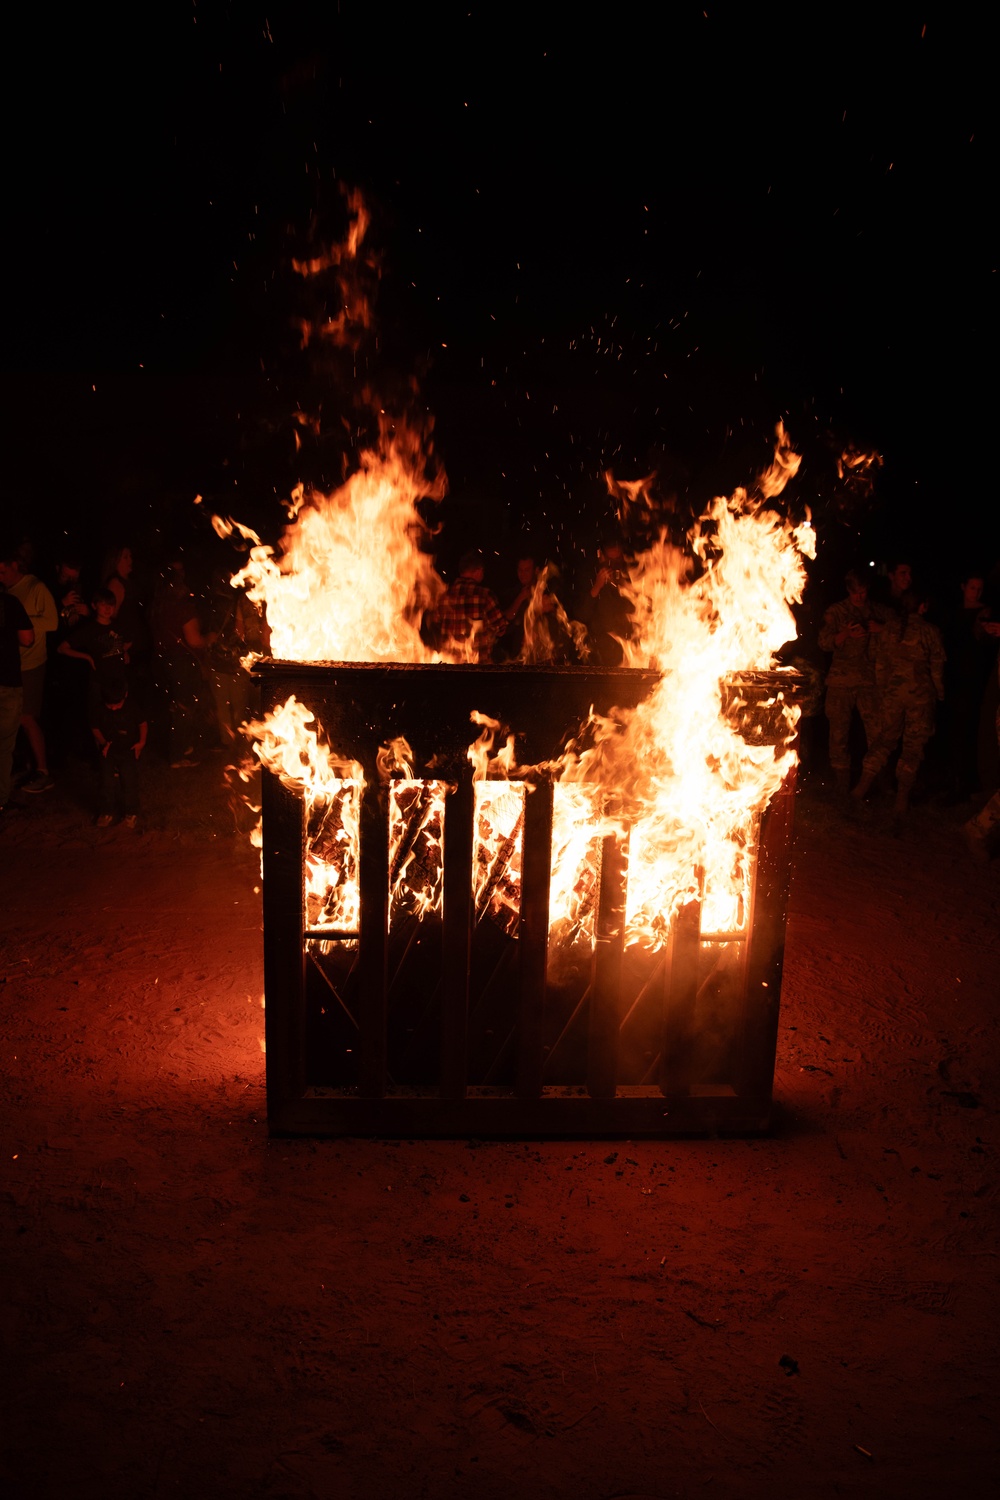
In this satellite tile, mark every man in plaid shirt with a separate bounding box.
[432,550,507,661]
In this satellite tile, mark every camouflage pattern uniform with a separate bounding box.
[819,596,887,775]
[860,613,946,791]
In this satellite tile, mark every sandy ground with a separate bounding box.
[1,757,998,1499]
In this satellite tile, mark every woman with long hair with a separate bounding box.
[101,545,148,664]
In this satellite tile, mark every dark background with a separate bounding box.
[1,2,993,596]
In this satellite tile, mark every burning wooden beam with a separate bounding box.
[255,661,799,1137]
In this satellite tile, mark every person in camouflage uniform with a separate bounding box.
[819,570,888,792]
[852,588,946,813]
[963,621,1000,860]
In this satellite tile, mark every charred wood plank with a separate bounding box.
[441,768,475,1098]
[587,831,628,1099]
[389,780,436,890]
[659,892,702,1097]
[262,770,308,1120]
[475,804,525,926]
[357,777,389,1097]
[516,779,554,1098]
[737,763,797,1109]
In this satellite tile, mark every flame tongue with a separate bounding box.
[233,423,445,665]
[552,428,815,949]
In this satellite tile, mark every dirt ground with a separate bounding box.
[1,755,998,1499]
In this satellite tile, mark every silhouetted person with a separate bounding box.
[940,571,996,803]
[818,569,888,793]
[432,550,507,661]
[576,537,633,666]
[500,556,541,659]
[852,588,946,816]
[102,545,149,667]
[874,557,913,617]
[0,583,33,814]
[964,620,1000,860]
[0,545,57,792]
[92,676,146,829]
[58,588,130,716]
[48,553,93,766]
[53,554,90,630]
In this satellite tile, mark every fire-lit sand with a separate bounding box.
[1,764,998,1496]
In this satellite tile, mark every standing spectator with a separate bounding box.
[852,588,946,815]
[57,588,130,713]
[497,555,577,663]
[431,550,507,662]
[102,547,143,646]
[818,569,888,793]
[575,535,634,666]
[48,553,93,766]
[53,554,90,630]
[0,584,33,815]
[0,544,58,792]
[500,556,540,659]
[964,621,1000,860]
[871,556,914,620]
[940,571,996,803]
[91,675,146,829]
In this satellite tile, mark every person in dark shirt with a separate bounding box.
[873,557,914,616]
[92,676,147,828]
[53,555,90,631]
[0,547,58,792]
[500,555,578,663]
[576,536,634,666]
[0,587,33,812]
[940,571,997,802]
[48,554,94,765]
[58,588,130,714]
[101,545,146,655]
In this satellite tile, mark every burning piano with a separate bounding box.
[227,425,815,1136]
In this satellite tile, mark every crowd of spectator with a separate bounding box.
[1,531,998,858]
[0,537,262,826]
[802,556,1000,847]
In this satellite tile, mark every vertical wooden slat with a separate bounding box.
[659,891,702,1097]
[737,764,797,1110]
[261,769,307,1122]
[357,773,389,1097]
[441,767,475,1098]
[516,779,553,1098]
[587,831,628,1099]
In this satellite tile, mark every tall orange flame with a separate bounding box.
[550,425,814,949]
[232,421,445,664]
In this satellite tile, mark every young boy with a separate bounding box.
[59,587,130,713]
[92,676,146,828]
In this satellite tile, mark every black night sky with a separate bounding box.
[1,4,993,591]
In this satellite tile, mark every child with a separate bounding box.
[92,676,146,828]
[59,587,130,714]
